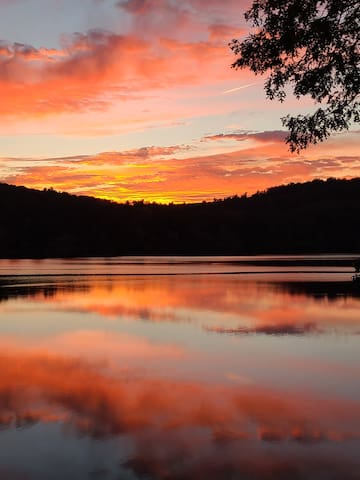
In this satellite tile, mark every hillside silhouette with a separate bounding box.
[0,178,359,258]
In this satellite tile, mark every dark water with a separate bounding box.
[0,256,359,480]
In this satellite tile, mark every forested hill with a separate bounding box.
[1,178,359,258]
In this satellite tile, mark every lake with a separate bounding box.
[0,256,359,480]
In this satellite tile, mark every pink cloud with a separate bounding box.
[0,0,253,120]
[0,0,248,121]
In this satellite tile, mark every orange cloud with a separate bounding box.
[0,22,236,119]
[0,0,256,126]
[2,131,359,202]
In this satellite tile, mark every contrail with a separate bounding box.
[222,82,260,95]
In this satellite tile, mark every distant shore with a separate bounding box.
[0,177,359,258]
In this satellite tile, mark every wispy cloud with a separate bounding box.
[202,130,288,143]
[1,131,359,203]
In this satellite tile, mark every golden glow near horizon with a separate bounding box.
[0,0,359,202]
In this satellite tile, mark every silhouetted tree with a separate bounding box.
[230,0,360,151]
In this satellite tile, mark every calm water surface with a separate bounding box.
[0,256,359,480]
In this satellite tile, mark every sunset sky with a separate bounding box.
[0,0,359,203]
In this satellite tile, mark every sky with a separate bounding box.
[0,0,359,203]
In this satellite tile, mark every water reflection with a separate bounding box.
[0,353,360,479]
[0,258,359,479]
[1,275,359,335]
[0,349,360,479]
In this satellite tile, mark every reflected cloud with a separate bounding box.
[0,261,359,478]
[206,322,321,336]
[1,275,360,335]
[0,348,359,479]
[0,349,359,438]
[0,330,184,366]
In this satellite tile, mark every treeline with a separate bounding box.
[0,177,359,257]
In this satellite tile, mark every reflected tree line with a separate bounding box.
[1,278,359,307]
[0,177,359,257]
[0,279,90,303]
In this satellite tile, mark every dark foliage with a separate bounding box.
[230,0,360,151]
[0,178,359,258]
